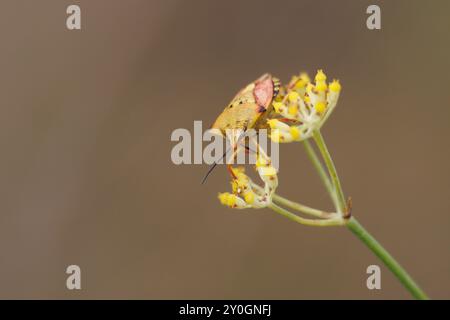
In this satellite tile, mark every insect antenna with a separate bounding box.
[201,131,258,184]
[201,148,231,184]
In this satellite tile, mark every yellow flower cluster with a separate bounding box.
[218,153,278,209]
[217,69,340,210]
[268,70,341,143]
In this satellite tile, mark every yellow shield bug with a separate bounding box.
[202,74,280,183]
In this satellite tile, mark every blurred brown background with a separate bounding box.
[0,0,449,299]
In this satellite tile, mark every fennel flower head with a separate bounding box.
[218,69,342,210]
[269,70,341,143]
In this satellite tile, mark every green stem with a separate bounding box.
[272,193,336,219]
[269,203,345,227]
[250,182,336,219]
[308,129,428,300]
[302,140,339,209]
[312,130,346,213]
[347,217,429,300]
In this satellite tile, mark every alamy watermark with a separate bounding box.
[66,5,81,30]
[366,5,381,30]
[66,265,81,290]
[170,121,280,170]
[366,264,381,290]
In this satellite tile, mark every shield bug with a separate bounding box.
[212,73,280,134]
[202,74,280,183]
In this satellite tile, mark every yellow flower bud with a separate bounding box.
[315,81,327,92]
[288,91,299,103]
[315,101,326,114]
[329,80,341,92]
[303,96,310,105]
[300,73,310,83]
[218,193,236,207]
[295,79,307,89]
[289,126,301,141]
[243,192,255,204]
[288,104,298,116]
[315,69,327,82]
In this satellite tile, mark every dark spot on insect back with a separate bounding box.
[257,106,266,113]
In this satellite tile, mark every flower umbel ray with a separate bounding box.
[217,157,344,226]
